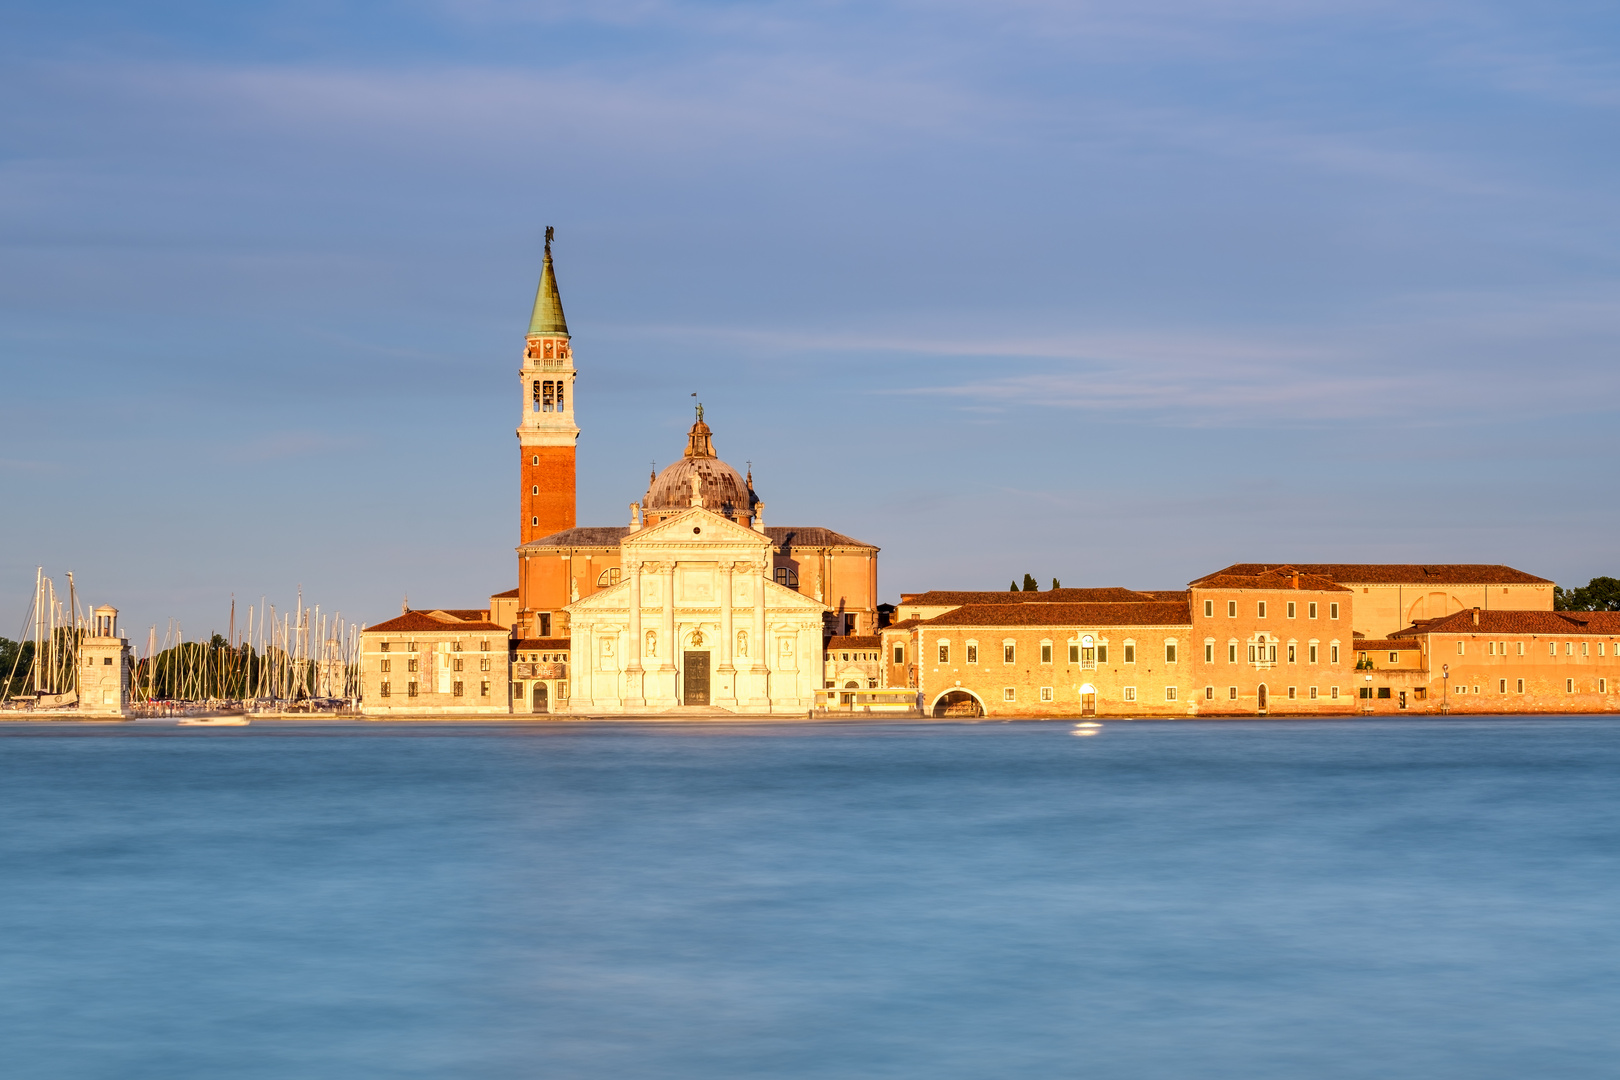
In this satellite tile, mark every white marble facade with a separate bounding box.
[563,506,828,714]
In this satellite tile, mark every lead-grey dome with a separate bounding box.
[643,416,758,521]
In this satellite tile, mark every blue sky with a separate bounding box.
[3,1,1618,638]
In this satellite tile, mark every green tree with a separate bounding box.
[1022,574,1039,592]
[1555,576,1620,611]
[1052,578,1062,590]
[0,637,36,699]
[1010,581,1019,591]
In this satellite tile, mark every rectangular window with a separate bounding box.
[1205,686,1214,700]
[1331,644,1340,664]
[1567,643,1574,656]
[1069,644,1079,664]
[1517,678,1525,693]
[1388,652,1399,663]
[453,657,464,672]
[967,644,978,664]
[1166,686,1177,701]
[1287,602,1296,619]
[1308,602,1318,619]
[1378,687,1391,699]
[1582,642,1589,657]
[1330,603,1339,620]
[1228,643,1237,663]
[1204,599,1214,617]
[1499,679,1507,693]
[1518,642,1525,656]
[379,681,391,697]
[1567,678,1575,692]
[1228,601,1236,617]
[1004,644,1016,664]
[1040,687,1053,702]
[1228,686,1238,700]
[406,657,418,673]
[894,645,905,665]
[1097,645,1108,664]
[1331,686,1339,699]
[1288,644,1297,664]
[1003,687,1016,702]
[1205,643,1214,663]
[1124,644,1136,663]
[452,681,464,697]
[1360,687,1372,699]
[1041,643,1053,664]
[1549,642,1557,657]
[1248,644,1257,663]
[1600,678,1607,693]
[407,681,418,697]
[1457,641,1465,655]
[939,644,949,664]
[1165,643,1176,663]
[381,642,390,653]
[1309,686,1318,699]
[1288,686,1297,699]
[1123,687,1136,702]
[480,657,491,671]
[1258,601,1267,618]
[380,659,391,673]
[1308,644,1318,663]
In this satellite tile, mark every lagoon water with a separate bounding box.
[2,718,1617,1078]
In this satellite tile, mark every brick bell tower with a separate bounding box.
[518,226,578,546]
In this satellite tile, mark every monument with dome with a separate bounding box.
[359,230,882,716]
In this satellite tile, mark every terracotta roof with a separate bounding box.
[1206,563,1552,586]
[1391,610,1620,637]
[899,587,1162,606]
[921,601,1192,629]
[521,526,631,549]
[767,526,877,550]
[1189,568,1350,592]
[490,588,519,599]
[366,611,511,633]
[827,636,881,649]
[1355,639,1424,652]
[519,524,877,551]
[434,609,490,621]
[881,618,925,632]
[515,637,571,650]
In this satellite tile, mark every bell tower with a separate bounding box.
[518,226,579,545]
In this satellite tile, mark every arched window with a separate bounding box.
[596,567,621,587]
[774,566,799,588]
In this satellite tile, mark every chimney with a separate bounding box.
[1472,608,1479,626]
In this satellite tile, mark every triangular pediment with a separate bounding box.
[623,506,772,552]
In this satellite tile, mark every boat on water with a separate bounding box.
[176,717,251,726]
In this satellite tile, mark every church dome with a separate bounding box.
[643,413,758,522]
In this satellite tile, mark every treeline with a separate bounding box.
[135,633,325,700]
[1010,575,1062,591]
[1554,576,1620,612]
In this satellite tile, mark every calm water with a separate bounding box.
[2,718,1617,1079]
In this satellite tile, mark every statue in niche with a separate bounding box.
[646,630,657,657]
[736,630,748,658]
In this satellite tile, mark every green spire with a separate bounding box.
[527,226,569,337]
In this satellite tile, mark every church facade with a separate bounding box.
[360,230,880,717]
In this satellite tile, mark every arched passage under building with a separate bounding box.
[931,688,985,718]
